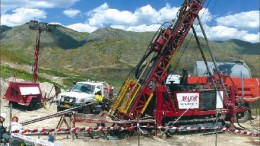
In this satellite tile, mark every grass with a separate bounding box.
[38,68,69,77]
[0,48,32,64]
[0,65,33,81]
[62,76,86,89]
[0,65,63,88]
[250,101,260,116]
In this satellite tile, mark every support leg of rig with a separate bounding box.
[88,131,93,139]
[229,86,236,129]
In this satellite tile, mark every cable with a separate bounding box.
[171,0,212,74]
[163,103,194,135]
[249,119,260,132]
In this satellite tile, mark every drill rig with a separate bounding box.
[109,0,259,130]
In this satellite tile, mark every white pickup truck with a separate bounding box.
[56,81,113,113]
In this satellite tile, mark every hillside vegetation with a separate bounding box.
[0,23,259,90]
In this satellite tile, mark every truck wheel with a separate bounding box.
[83,105,91,114]
[29,99,38,110]
[57,106,63,112]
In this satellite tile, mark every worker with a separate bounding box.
[95,89,106,126]
[48,132,55,143]
[11,116,23,131]
[9,115,24,145]
[0,113,9,144]
[95,89,104,104]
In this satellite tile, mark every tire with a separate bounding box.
[235,110,250,123]
[29,99,38,110]
[10,101,18,108]
[57,106,63,112]
[83,105,91,114]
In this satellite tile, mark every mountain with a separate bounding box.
[0,25,11,34]
[0,24,259,89]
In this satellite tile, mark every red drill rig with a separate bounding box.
[109,0,259,130]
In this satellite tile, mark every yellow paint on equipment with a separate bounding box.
[110,79,131,111]
[164,46,180,71]
[110,78,139,114]
[120,81,141,113]
[141,93,153,114]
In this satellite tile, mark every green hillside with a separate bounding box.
[0,23,259,90]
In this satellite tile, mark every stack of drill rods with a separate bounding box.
[75,117,155,124]
[20,103,94,126]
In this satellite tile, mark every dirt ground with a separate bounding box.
[0,98,259,146]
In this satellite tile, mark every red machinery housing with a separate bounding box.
[109,0,259,129]
[188,76,260,103]
[4,82,42,110]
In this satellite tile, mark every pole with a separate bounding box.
[33,30,42,83]
[29,20,56,83]
[137,113,140,146]
[9,103,12,132]
[191,26,218,90]
[197,15,230,100]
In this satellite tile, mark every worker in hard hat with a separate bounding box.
[11,116,23,131]
[9,115,24,145]
[95,89,105,126]
[95,89,104,104]
[0,113,9,144]
[94,88,105,116]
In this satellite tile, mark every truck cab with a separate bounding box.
[56,81,113,113]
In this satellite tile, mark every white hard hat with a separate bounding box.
[0,113,6,119]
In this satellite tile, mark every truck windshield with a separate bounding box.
[70,83,94,94]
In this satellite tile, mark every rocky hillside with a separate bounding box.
[0,24,259,89]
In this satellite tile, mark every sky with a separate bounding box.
[1,0,259,43]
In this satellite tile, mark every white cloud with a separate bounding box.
[66,3,173,33]
[1,8,46,26]
[84,3,214,33]
[70,2,258,43]
[110,25,126,30]
[63,9,81,18]
[1,0,79,13]
[48,22,62,25]
[133,5,158,25]
[126,24,161,32]
[156,4,179,23]
[195,25,259,43]
[84,3,217,35]
[87,3,137,27]
[192,9,259,43]
[67,23,97,32]
[2,1,258,43]
[85,3,180,32]
[216,11,259,30]
[111,24,161,32]
[198,8,213,23]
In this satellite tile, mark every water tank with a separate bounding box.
[193,60,251,78]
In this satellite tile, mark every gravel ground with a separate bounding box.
[0,78,259,146]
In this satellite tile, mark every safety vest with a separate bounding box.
[95,95,104,103]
